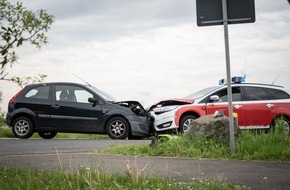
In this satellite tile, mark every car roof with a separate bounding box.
[25,82,88,87]
[226,83,285,89]
[218,83,290,96]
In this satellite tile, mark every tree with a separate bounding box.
[0,0,54,86]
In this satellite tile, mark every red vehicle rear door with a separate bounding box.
[243,87,273,128]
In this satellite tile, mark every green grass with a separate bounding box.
[0,126,15,138]
[104,129,290,161]
[0,167,247,190]
[53,133,108,139]
[234,130,290,160]
[105,135,230,158]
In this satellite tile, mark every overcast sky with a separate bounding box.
[1,0,290,111]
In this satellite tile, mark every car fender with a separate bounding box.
[101,109,149,137]
[272,107,290,121]
[174,105,207,126]
[99,108,134,127]
[7,108,41,130]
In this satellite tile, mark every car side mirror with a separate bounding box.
[209,95,220,102]
[88,97,99,106]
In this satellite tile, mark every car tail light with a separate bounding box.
[9,88,24,104]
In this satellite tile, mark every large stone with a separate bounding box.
[185,112,240,144]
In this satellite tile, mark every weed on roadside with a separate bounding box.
[0,166,249,190]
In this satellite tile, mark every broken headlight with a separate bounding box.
[152,106,178,115]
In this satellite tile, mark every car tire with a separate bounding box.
[179,115,197,133]
[12,116,34,139]
[272,117,290,134]
[106,117,129,139]
[38,131,57,139]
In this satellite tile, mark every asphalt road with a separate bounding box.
[0,139,290,190]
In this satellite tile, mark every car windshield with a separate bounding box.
[184,86,220,99]
[88,86,117,102]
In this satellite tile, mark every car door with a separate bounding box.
[205,86,246,127]
[21,84,52,128]
[243,86,273,128]
[50,84,103,132]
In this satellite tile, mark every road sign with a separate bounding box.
[196,0,255,155]
[197,0,255,26]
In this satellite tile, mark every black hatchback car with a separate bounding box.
[6,82,153,139]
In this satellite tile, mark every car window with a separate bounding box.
[244,87,269,101]
[264,88,290,100]
[25,85,50,100]
[55,85,94,103]
[74,90,94,103]
[88,86,117,102]
[185,86,220,99]
[209,87,241,102]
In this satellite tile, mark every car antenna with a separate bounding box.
[271,74,280,85]
[73,73,91,86]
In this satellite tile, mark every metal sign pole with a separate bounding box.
[222,0,235,155]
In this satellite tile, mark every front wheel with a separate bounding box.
[179,115,197,133]
[12,116,34,139]
[106,117,129,139]
[38,132,57,139]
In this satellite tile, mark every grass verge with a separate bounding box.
[0,167,248,190]
[104,130,290,161]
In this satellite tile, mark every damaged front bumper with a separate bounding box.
[116,101,155,137]
[150,109,178,131]
[147,98,194,132]
[116,98,194,135]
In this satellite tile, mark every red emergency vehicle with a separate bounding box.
[149,78,290,134]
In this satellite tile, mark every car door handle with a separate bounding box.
[234,105,242,109]
[266,103,274,108]
[52,104,61,109]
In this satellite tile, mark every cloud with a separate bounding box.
[1,0,290,111]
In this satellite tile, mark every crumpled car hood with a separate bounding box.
[115,100,148,116]
[148,98,194,111]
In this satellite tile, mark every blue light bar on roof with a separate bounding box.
[232,76,245,83]
[219,76,246,85]
[219,79,226,85]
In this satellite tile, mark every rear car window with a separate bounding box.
[25,86,50,100]
[265,88,290,100]
[244,87,269,101]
